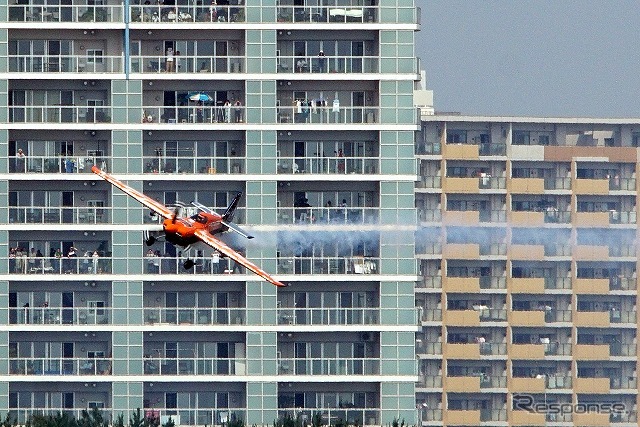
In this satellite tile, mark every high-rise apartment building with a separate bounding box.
[416,115,640,426]
[1,1,421,425]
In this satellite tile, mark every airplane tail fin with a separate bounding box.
[222,192,242,222]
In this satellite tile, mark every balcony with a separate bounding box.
[143,156,244,174]
[574,377,610,393]
[277,106,380,124]
[277,357,379,375]
[277,55,379,74]
[416,341,442,356]
[131,4,246,23]
[509,244,545,260]
[509,376,545,393]
[9,4,123,22]
[143,357,240,375]
[510,278,545,293]
[574,278,610,294]
[9,357,111,375]
[276,5,379,23]
[276,156,378,175]
[574,311,611,327]
[574,178,610,195]
[9,55,123,73]
[276,307,379,326]
[143,307,244,326]
[9,206,109,225]
[9,155,108,174]
[574,344,610,360]
[509,344,545,360]
[572,413,610,426]
[276,256,379,275]
[509,177,544,193]
[131,55,245,74]
[543,177,572,190]
[8,256,112,275]
[445,410,480,426]
[142,408,246,427]
[9,105,111,124]
[10,306,109,325]
[575,210,637,226]
[510,410,546,426]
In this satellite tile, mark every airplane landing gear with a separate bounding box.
[183,259,195,270]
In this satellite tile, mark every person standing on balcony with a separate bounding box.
[234,100,243,122]
[165,47,174,72]
[317,49,326,72]
[16,148,26,173]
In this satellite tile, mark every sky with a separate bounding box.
[416,1,640,118]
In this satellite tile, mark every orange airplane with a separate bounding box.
[91,165,286,287]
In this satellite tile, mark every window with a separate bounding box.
[86,49,104,64]
[513,131,530,145]
[88,401,105,409]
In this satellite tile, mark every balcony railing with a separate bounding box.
[276,5,378,23]
[143,357,238,375]
[277,256,379,275]
[9,55,123,73]
[277,55,379,74]
[9,105,111,124]
[480,408,507,422]
[417,375,442,388]
[416,242,441,255]
[416,141,441,155]
[8,256,112,274]
[416,176,441,189]
[278,357,379,375]
[543,177,572,190]
[543,342,572,356]
[609,210,636,224]
[418,276,442,289]
[609,177,636,191]
[9,155,107,173]
[8,4,123,22]
[9,206,109,225]
[143,156,244,174]
[9,357,112,375]
[416,341,441,355]
[144,307,245,325]
[545,374,572,389]
[130,55,245,74]
[480,342,507,356]
[277,307,379,325]
[478,143,506,156]
[130,4,245,23]
[478,176,506,189]
[277,408,378,427]
[276,156,379,174]
[479,276,507,289]
[544,277,572,289]
[277,207,379,224]
[418,209,442,222]
[10,306,109,325]
[277,106,379,124]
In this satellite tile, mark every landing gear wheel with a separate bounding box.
[145,236,156,246]
[183,259,195,270]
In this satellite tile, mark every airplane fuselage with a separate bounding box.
[162,212,226,248]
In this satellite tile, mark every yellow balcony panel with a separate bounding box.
[510,376,546,393]
[443,243,480,259]
[510,278,545,294]
[444,343,480,359]
[574,344,610,360]
[574,311,610,327]
[509,344,545,360]
[574,245,609,260]
[445,410,481,426]
[445,376,481,393]
[572,412,610,426]
[510,310,545,326]
[443,210,480,225]
[443,277,481,292]
[509,410,546,426]
[510,244,545,260]
[444,144,479,160]
[511,211,545,225]
[510,177,545,193]
[444,309,480,326]
[575,211,610,227]
[574,178,609,195]
[574,278,610,294]
[574,377,610,394]
[443,177,479,193]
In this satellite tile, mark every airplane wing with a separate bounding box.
[91,165,174,219]
[194,228,287,287]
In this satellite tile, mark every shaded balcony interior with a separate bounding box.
[9,130,110,173]
[277,182,378,224]
[143,282,245,325]
[446,327,506,353]
[446,260,506,289]
[511,161,571,190]
[576,261,637,290]
[576,361,637,389]
[9,182,109,225]
[576,228,637,257]
[143,130,245,174]
[277,130,379,175]
[510,261,571,288]
[10,281,110,325]
[511,228,572,256]
[446,360,506,388]
[9,0,123,22]
[445,160,506,189]
[446,394,507,422]
[130,30,245,74]
[277,283,379,326]
[415,226,441,256]
[576,328,636,356]
[276,230,379,275]
[577,294,636,323]
[143,182,246,217]
[576,161,636,190]
[131,1,246,23]
[511,295,572,323]
[445,226,506,256]
[9,81,111,123]
[416,193,441,222]
[276,82,378,124]
[511,360,572,386]
[276,0,379,24]
[276,31,378,73]
[511,327,572,355]
[511,194,571,223]
[444,125,506,156]
[142,80,244,124]
[445,194,506,223]
[576,195,636,224]
[445,293,506,322]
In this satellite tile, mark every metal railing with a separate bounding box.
[544,277,572,289]
[418,276,442,289]
[479,209,507,223]
[543,210,571,223]
[543,342,572,356]
[276,156,379,174]
[415,242,441,255]
[609,177,636,191]
[479,276,507,289]
[418,209,442,222]
[609,210,637,224]
[543,177,572,190]
[276,408,378,427]
[416,176,442,189]
[418,375,442,388]
[9,105,111,123]
[8,256,111,274]
[143,357,237,375]
[276,106,379,124]
[609,276,637,290]
[8,55,123,73]
[278,357,379,375]
[9,206,109,225]
[130,55,245,74]
[8,4,123,22]
[480,408,507,422]
[276,307,379,326]
[416,341,441,355]
[8,155,107,173]
[9,357,111,375]
[416,141,442,155]
[277,55,379,74]
[276,5,378,23]
[478,176,506,189]
[543,244,572,256]
[480,342,507,355]
[479,243,507,256]
[478,143,506,156]
[545,374,572,389]
[276,207,379,224]
[143,307,245,326]
[142,156,244,174]
[10,306,109,325]
[421,309,442,322]
[276,256,379,275]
